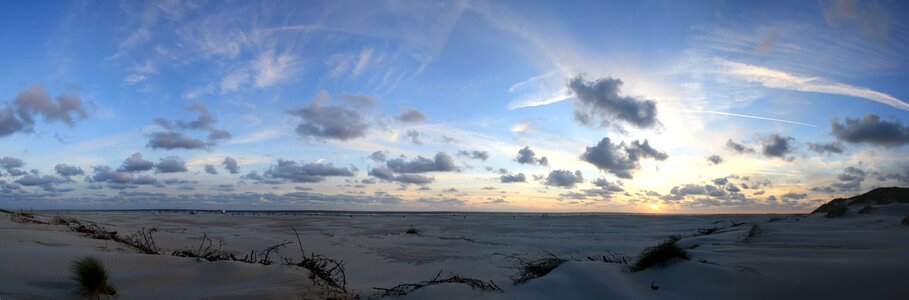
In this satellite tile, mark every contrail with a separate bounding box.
[674,109,818,128]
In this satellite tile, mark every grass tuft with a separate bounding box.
[70,256,116,297]
[508,253,567,284]
[630,236,690,272]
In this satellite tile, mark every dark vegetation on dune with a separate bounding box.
[812,187,909,214]
[71,256,117,298]
[902,215,909,226]
[373,270,502,297]
[509,253,568,284]
[825,205,848,218]
[630,236,690,272]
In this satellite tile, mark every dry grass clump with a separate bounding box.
[586,251,629,264]
[8,210,48,224]
[240,240,292,265]
[172,232,235,261]
[405,226,419,234]
[373,270,502,297]
[120,227,161,255]
[508,253,567,284]
[630,236,690,272]
[70,256,116,298]
[739,224,761,243]
[288,227,349,292]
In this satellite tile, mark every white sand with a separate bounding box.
[2,205,908,299]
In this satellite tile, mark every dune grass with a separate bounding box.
[630,237,690,272]
[70,256,116,298]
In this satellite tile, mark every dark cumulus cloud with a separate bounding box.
[204,164,218,174]
[155,156,188,173]
[810,166,866,193]
[394,107,427,124]
[119,152,155,172]
[288,92,370,141]
[132,175,158,185]
[0,85,91,138]
[386,152,458,173]
[761,134,796,160]
[222,156,239,174]
[580,137,668,179]
[1,156,25,176]
[831,113,909,147]
[542,170,584,188]
[89,166,134,185]
[457,150,489,161]
[147,131,207,150]
[368,167,434,185]
[567,75,658,130]
[707,155,724,165]
[726,139,755,154]
[515,146,548,166]
[54,164,84,177]
[807,142,845,154]
[148,102,230,150]
[499,173,526,183]
[262,159,355,183]
[368,151,388,162]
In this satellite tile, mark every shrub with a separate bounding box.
[509,253,567,284]
[70,257,116,297]
[825,205,848,218]
[630,237,690,272]
[374,270,501,297]
[858,205,873,214]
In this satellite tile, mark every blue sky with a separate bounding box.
[1,0,908,212]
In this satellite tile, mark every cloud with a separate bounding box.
[726,139,755,154]
[715,59,909,111]
[386,152,458,173]
[204,164,218,174]
[781,192,807,200]
[368,167,434,185]
[567,75,659,129]
[15,174,68,189]
[148,102,230,149]
[405,129,425,145]
[580,137,668,179]
[0,157,25,172]
[340,93,375,107]
[222,156,239,174]
[54,164,84,177]
[368,151,388,162]
[542,169,583,188]
[707,155,724,165]
[807,142,845,154]
[90,166,134,184]
[155,156,188,173]
[287,91,370,141]
[0,85,91,137]
[262,159,355,183]
[515,146,548,166]
[499,173,526,183]
[118,152,155,172]
[457,150,489,161]
[811,166,866,193]
[761,134,796,160]
[147,131,207,150]
[831,113,909,147]
[253,50,296,88]
[394,107,427,124]
[132,175,158,185]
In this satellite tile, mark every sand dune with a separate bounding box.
[2,203,908,299]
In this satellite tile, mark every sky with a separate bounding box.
[1,0,908,213]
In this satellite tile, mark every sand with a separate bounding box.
[2,205,908,299]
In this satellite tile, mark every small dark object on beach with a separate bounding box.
[651,281,659,290]
[406,226,419,234]
[902,215,909,225]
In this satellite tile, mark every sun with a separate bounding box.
[650,203,660,210]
